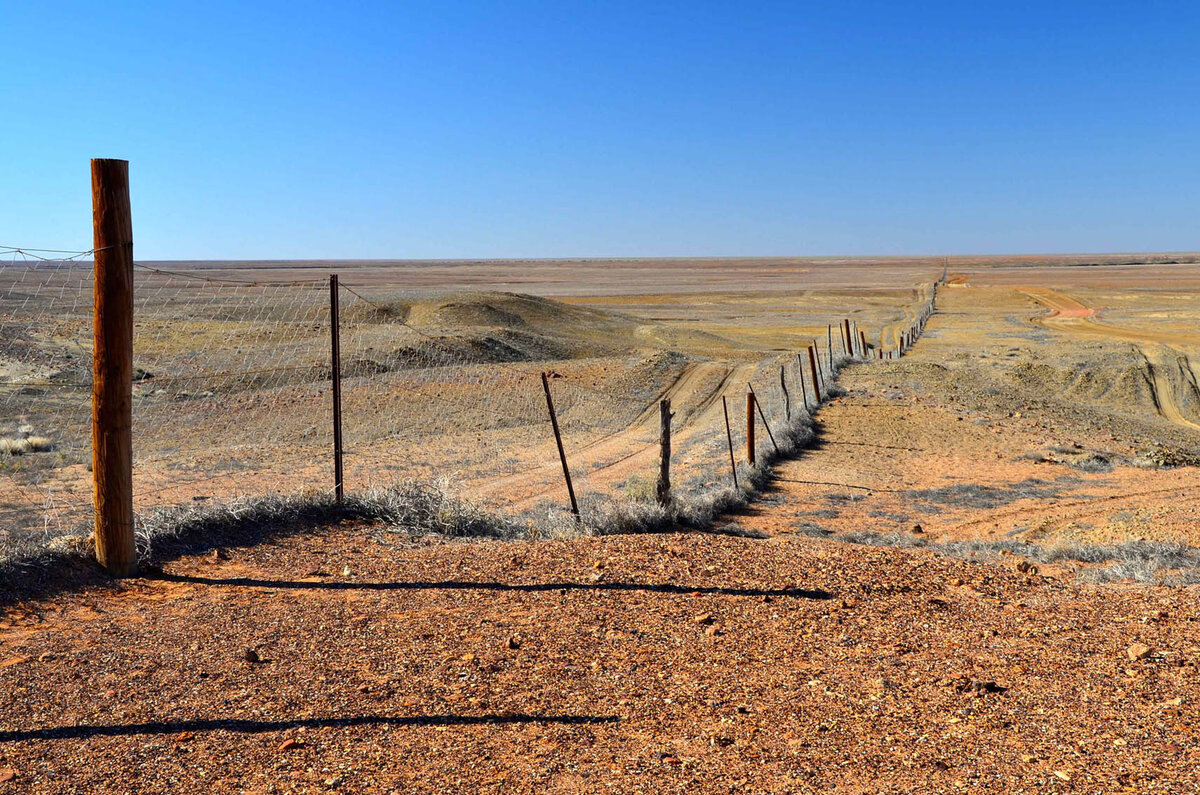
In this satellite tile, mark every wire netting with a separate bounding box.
[1,249,902,555]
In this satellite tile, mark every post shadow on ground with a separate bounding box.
[146,571,833,600]
[0,713,619,743]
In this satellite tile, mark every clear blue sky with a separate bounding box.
[4,1,1198,259]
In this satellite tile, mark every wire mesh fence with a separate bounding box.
[0,248,935,561]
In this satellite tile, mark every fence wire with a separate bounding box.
[0,252,929,555]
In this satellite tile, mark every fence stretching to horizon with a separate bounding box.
[2,158,939,574]
[0,243,939,569]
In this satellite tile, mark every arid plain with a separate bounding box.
[3,255,1200,793]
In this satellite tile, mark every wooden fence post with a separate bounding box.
[859,329,868,358]
[329,275,345,502]
[807,345,821,402]
[91,158,136,577]
[745,389,756,466]
[721,395,739,490]
[541,372,579,516]
[656,399,672,506]
[827,325,834,366]
[843,318,852,356]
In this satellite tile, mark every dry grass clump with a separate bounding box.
[0,436,54,455]
[2,480,532,603]
[135,480,526,560]
[906,478,1070,510]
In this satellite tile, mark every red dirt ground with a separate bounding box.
[1,521,1198,793]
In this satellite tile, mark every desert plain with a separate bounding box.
[2,254,1200,792]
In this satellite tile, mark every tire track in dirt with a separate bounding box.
[470,362,759,510]
[1023,287,1200,432]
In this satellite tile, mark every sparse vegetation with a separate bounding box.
[822,528,1200,586]
[906,478,1073,510]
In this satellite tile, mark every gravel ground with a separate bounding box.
[1,526,1197,793]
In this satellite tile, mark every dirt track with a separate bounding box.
[1023,286,1200,432]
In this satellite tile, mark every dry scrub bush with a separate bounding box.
[135,480,525,561]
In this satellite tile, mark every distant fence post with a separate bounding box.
[745,389,756,465]
[541,372,580,516]
[656,399,672,506]
[329,275,345,502]
[721,395,739,489]
[796,353,810,412]
[859,329,868,358]
[91,158,136,578]
[779,365,790,421]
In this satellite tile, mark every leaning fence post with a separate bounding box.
[796,353,810,412]
[541,372,579,516]
[779,365,790,421]
[745,389,756,466]
[859,329,868,358]
[807,345,822,402]
[329,275,345,503]
[843,318,852,356]
[91,158,136,577]
[656,399,672,506]
[721,395,739,490]
[748,384,779,454]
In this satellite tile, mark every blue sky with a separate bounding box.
[3,1,1198,259]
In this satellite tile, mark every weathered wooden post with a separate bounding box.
[745,389,756,466]
[859,329,868,358]
[721,395,739,489]
[843,318,853,355]
[91,158,136,577]
[656,399,672,506]
[807,345,821,402]
[541,372,579,516]
[796,353,810,412]
[329,275,345,502]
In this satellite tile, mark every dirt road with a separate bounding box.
[1023,286,1200,431]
